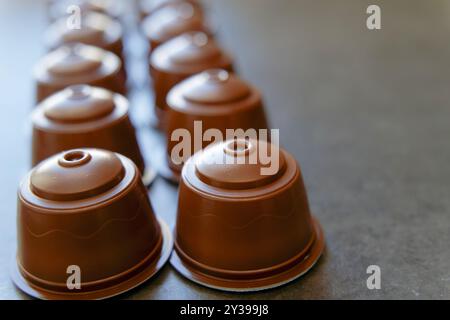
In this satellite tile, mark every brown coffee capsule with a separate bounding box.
[139,0,202,19]
[34,44,126,103]
[44,11,125,64]
[31,85,155,186]
[160,69,269,183]
[47,0,124,22]
[141,1,209,51]
[171,138,325,291]
[150,32,233,129]
[12,148,173,299]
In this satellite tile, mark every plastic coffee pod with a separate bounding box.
[159,69,269,183]
[139,0,202,19]
[171,139,325,292]
[31,85,156,186]
[44,12,126,66]
[12,148,172,300]
[141,2,209,52]
[34,43,126,103]
[47,0,124,22]
[150,32,233,130]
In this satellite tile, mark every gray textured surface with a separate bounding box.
[0,0,449,299]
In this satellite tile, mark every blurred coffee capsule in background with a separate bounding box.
[44,11,125,64]
[47,0,125,23]
[139,0,202,19]
[171,138,325,291]
[150,32,233,129]
[160,69,269,182]
[12,148,172,299]
[141,1,210,52]
[31,85,156,186]
[34,44,126,102]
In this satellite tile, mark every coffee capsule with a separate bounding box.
[44,11,125,64]
[161,69,269,183]
[141,2,209,52]
[32,85,155,186]
[47,0,124,22]
[34,44,126,103]
[171,138,325,291]
[139,0,202,19]
[150,32,233,129]
[12,148,173,299]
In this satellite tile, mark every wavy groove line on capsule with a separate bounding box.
[23,193,148,240]
[183,207,296,230]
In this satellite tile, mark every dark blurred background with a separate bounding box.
[0,0,449,299]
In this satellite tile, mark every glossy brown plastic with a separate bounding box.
[150,32,233,129]
[34,44,126,103]
[47,0,124,22]
[45,11,125,63]
[31,85,150,183]
[139,0,202,19]
[163,69,269,182]
[14,148,173,299]
[141,2,209,51]
[171,139,325,291]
